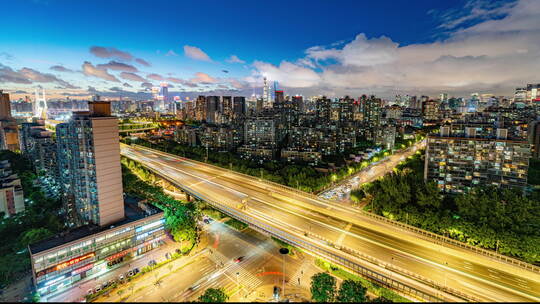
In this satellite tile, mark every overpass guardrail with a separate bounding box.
[125,143,540,275]
[122,152,483,302]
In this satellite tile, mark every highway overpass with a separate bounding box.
[120,143,540,302]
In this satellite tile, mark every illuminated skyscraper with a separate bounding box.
[56,102,124,227]
[263,77,272,108]
[33,88,47,120]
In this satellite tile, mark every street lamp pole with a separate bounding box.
[279,247,289,301]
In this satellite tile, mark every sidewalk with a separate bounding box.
[43,238,180,302]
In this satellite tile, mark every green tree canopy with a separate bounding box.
[337,279,366,302]
[310,272,336,302]
[198,288,228,302]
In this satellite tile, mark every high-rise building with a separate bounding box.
[422,100,440,122]
[359,95,382,127]
[20,122,57,179]
[262,77,272,108]
[206,96,219,123]
[274,90,284,104]
[232,96,246,120]
[56,102,124,227]
[292,95,304,113]
[425,125,531,193]
[0,160,25,218]
[0,91,19,151]
[33,88,48,119]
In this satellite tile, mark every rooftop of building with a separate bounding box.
[28,198,163,255]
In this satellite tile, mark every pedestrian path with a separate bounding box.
[207,251,262,292]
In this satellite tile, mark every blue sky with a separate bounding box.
[1,0,538,99]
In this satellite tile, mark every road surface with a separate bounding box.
[121,144,540,302]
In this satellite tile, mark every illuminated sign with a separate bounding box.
[55,252,95,272]
[72,263,93,276]
[106,250,130,261]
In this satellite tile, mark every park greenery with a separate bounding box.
[310,272,337,302]
[353,151,540,264]
[121,157,199,252]
[198,287,229,302]
[0,150,65,287]
[314,258,409,302]
[122,134,422,193]
[337,279,367,302]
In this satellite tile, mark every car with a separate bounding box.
[119,274,125,281]
[87,289,93,295]
[234,256,245,263]
[127,271,135,277]
[94,285,102,293]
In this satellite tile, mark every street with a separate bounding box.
[121,143,540,302]
[95,219,319,302]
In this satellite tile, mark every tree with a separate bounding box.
[20,228,53,248]
[372,296,392,302]
[337,279,366,302]
[310,272,336,302]
[198,288,228,302]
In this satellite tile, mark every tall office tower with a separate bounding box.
[292,95,304,113]
[222,96,233,119]
[56,102,124,227]
[232,96,246,119]
[263,77,272,108]
[358,95,382,127]
[0,91,19,151]
[274,90,284,104]
[195,96,207,121]
[256,98,264,113]
[160,82,170,112]
[425,125,531,193]
[33,88,47,119]
[206,96,219,123]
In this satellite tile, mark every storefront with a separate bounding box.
[30,213,165,297]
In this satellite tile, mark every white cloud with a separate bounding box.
[184,45,212,62]
[226,55,245,64]
[190,72,217,83]
[82,61,120,82]
[252,0,540,97]
[252,60,321,88]
[165,50,178,57]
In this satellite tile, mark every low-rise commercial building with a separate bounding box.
[29,201,164,297]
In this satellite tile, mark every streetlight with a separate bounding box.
[279,247,289,301]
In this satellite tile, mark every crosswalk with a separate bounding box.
[207,251,262,292]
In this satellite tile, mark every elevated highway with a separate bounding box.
[121,143,540,302]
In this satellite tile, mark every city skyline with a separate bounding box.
[2,0,539,100]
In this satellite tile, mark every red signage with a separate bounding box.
[36,252,95,278]
[55,252,95,271]
[72,263,94,275]
[106,249,131,261]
